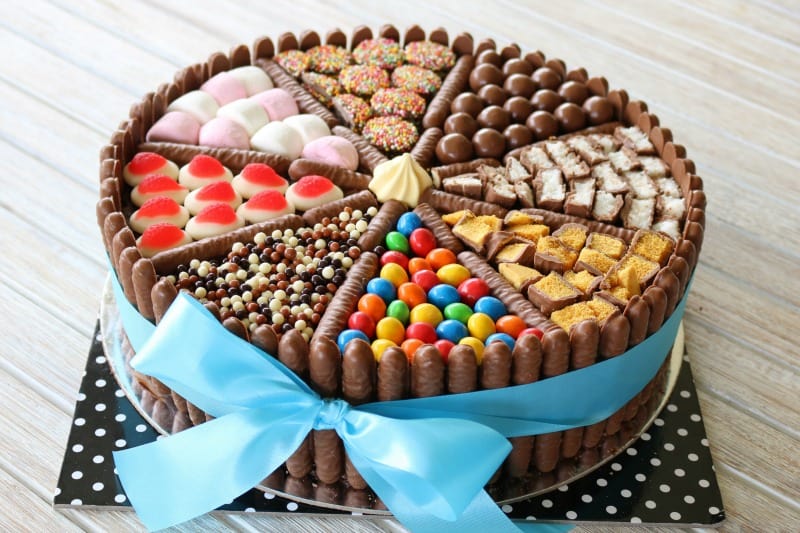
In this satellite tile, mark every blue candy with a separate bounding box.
[395,212,422,237]
[337,329,370,353]
[436,319,469,344]
[474,296,507,321]
[427,284,461,310]
[367,277,397,303]
[485,332,515,350]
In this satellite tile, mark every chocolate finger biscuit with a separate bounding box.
[569,319,599,369]
[138,142,291,176]
[447,344,478,393]
[421,188,508,217]
[377,346,409,401]
[623,295,650,346]
[342,338,375,490]
[422,54,474,129]
[430,157,501,182]
[481,341,512,390]
[332,125,389,172]
[302,189,378,225]
[410,127,443,169]
[411,344,445,398]
[413,203,464,254]
[277,328,308,378]
[599,311,630,358]
[256,58,339,128]
[289,158,372,191]
[358,200,406,251]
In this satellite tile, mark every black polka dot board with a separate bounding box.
[54,320,725,527]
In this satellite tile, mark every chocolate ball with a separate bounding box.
[477,105,511,130]
[503,96,534,123]
[530,89,563,113]
[502,57,534,77]
[503,124,533,150]
[531,67,561,90]
[450,92,484,118]
[554,102,587,132]
[503,73,538,99]
[444,112,479,137]
[526,110,559,140]
[524,51,545,69]
[582,95,615,125]
[477,84,509,106]
[436,133,473,164]
[476,49,503,67]
[469,63,504,92]
[558,80,589,105]
[472,128,506,159]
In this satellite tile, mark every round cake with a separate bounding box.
[97,24,704,516]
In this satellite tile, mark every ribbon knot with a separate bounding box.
[314,398,351,430]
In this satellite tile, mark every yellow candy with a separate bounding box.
[381,262,409,287]
[409,302,443,326]
[371,338,397,362]
[436,263,471,286]
[467,312,496,341]
[459,336,485,364]
[376,316,405,345]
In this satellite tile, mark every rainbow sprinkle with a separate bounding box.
[363,115,419,153]
[306,44,352,74]
[275,49,310,77]
[332,94,373,132]
[301,72,341,106]
[404,41,456,71]
[370,88,426,120]
[352,38,404,70]
[391,65,442,96]
[338,64,390,96]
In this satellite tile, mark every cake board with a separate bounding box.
[55,311,725,529]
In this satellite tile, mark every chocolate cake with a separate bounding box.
[97,24,703,509]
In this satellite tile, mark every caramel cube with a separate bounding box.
[498,263,543,292]
[495,243,536,266]
[452,211,503,253]
[528,272,582,315]
[575,247,617,275]
[553,223,588,251]
[585,232,627,259]
[563,270,601,295]
[534,236,578,273]
[630,229,675,266]
[510,223,550,244]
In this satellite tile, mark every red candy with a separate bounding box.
[409,228,437,257]
[380,250,410,271]
[358,293,386,323]
[139,222,186,248]
[405,322,437,344]
[411,269,439,292]
[188,154,226,177]
[128,152,168,175]
[137,174,184,194]
[434,339,455,362]
[519,327,545,341]
[193,203,238,224]
[426,248,457,270]
[457,278,491,307]
[348,311,376,338]
[195,181,237,201]
[247,190,290,210]
[291,174,336,197]
[241,163,286,187]
[137,196,183,217]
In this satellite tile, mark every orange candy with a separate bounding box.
[401,338,425,361]
[397,282,427,309]
[408,257,432,275]
[425,247,457,271]
[495,315,527,338]
[358,293,387,323]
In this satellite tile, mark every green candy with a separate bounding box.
[385,231,410,254]
[386,299,410,325]
[444,302,473,324]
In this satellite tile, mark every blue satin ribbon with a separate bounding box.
[110,269,689,532]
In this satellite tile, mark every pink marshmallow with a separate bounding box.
[251,88,299,121]
[300,135,359,171]
[146,111,201,145]
[198,117,251,150]
[201,72,248,106]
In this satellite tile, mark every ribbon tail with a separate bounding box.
[113,407,314,530]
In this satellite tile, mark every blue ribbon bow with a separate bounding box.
[111,272,688,532]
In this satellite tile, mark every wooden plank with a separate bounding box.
[0,466,82,532]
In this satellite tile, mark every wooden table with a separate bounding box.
[1,1,798,531]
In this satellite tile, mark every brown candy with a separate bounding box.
[342,339,376,405]
[643,285,668,335]
[569,319,599,369]
[599,311,631,358]
[309,336,341,398]
[654,267,681,317]
[472,127,506,159]
[358,200,406,251]
[512,334,542,385]
[557,80,589,104]
[302,189,377,226]
[531,67,561,90]
[420,188,508,217]
[503,57,534,77]
[476,105,511,130]
[423,54,474,129]
[477,84,508,106]
[413,203,465,253]
[623,295,651,346]
[530,89,563,113]
[476,49,503,67]
[504,96,534,123]
[377,346,408,401]
[526,110,558,140]
[469,62,504,92]
[411,344,445,398]
[450,92,484,118]
[222,317,249,340]
[132,258,157,320]
[481,342,512,389]
[276,328,308,377]
[447,344,478,393]
[541,327,570,377]
[411,126,443,169]
[151,278,177,324]
[504,73,537,98]
[554,102,587,133]
[436,132,474,164]
[503,124,533,150]
[583,96,614,126]
[313,429,344,484]
[444,112,479,137]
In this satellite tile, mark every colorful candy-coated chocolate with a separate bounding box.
[357,293,387,323]
[443,302,473,324]
[408,228,437,257]
[459,336,485,364]
[467,312,496,341]
[495,315,527,339]
[376,316,405,345]
[380,250,410,271]
[386,299,410,324]
[485,332,516,350]
[427,284,460,310]
[411,269,439,292]
[385,231,411,254]
[457,278,491,307]
[401,338,425,361]
[519,327,545,341]
[473,296,507,321]
[380,262,409,287]
[397,282,427,309]
[407,257,432,275]
[405,322,437,344]
[433,339,456,362]
[371,338,397,362]
[396,211,422,237]
[409,303,443,326]
[436,263,471,287]
[366,277,397,304]
[436,319,469,344]
[426,248,457,270]
[347,311,377,338]
[338,329,370,353]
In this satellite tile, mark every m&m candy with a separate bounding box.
[348,311,376,337]
[385,231,410,254]
[376,316,405,345]
[408,257,432,275]
[371,338,397,361]
[436,319,468,344]
[409,227,436,256]
[358,293,386,322]
[380,262,409,287]
[411,269,439,292]
[444,302,473,324]
[380,250,409,271]
[427,283,460,310]
[459,336,485,363]
[485,332,515,350]
[397,282,427,308]
[434,339,456,361]
[396,211,422,236]
[467,312,496,341]
[386,299,410,324]
[474,296,507,321]
[457,278,490,307]
[519,327,545,341]
[406,322,437,344]
[436,263,471,286]
[401,338,425,360]
[367,277,396,303]
[409,302,443,326]
[337,329,370,353]
[426,247,456,270]
[495,315,527,338]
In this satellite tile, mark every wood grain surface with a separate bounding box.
[1,0,798,531]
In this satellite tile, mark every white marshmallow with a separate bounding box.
[250,121,304,160]
[228,66,274,95]
[216,99,270,137]
[167,90,219,124]
[283,114,331,146]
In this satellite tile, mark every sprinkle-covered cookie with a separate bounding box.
[362,115,419,153]
[332,94,373,132]
[307,44,352,74]
[370,88,426,120]
[352,38,404,70]
[275,49,310,77]
[301,72,341,106]
[391,64,442,96]
[404,40,456,71]
[339,64,390,97]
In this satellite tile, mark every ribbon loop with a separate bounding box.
[315,398,351,430]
